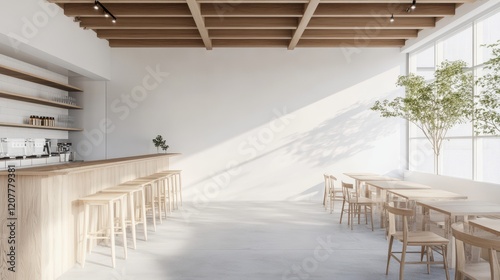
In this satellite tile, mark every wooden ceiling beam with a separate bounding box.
[213,39,289,47]
[63,3,192,17]
[307,17,435,29]
[186,0,213,50]
[314,3,456,17]
[109,39,205,47]
[297,39,406,47]
[201,3,304,17]
[205,17,299,29]
[49,0,474,3]
[79,17,198,29]
[97,29,202,39]
[209,29,293,39]
[289,0,320,50]
[301,29,418,39]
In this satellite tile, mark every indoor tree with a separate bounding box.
[474,40,500,135]
[371,60,474,174]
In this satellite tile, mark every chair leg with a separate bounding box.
[426,246,431,274]
[369,206,374,231]
[339,200,346,224]
[330,195,334,214]
[386,236,394,275]
[400,244,407,280]
[442,245,449,280]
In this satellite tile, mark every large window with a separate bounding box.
[408,8,500,183]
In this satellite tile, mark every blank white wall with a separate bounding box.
[105,48,407,202]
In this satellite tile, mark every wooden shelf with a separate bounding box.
[0,90,82,109]
[0,64,83,92]
[0,122,83,131]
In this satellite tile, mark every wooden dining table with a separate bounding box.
[365,180,432,227]
[388,189,468,205]
[469,217,500,236]
[416,200,500,267]
[344,173,400,197]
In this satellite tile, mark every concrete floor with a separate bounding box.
[58,202,453,280]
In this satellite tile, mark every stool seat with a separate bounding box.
[80,192,127,268]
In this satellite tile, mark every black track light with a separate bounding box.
[411,0,417,10]
[93,1,117,23]
[390,14,395,23]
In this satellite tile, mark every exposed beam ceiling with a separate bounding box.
[49,0,476,48]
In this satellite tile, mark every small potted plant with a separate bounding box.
[152,135,167,153]
[161,143,169,153]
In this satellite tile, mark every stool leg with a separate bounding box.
[128,193,137,249]
[156,181,163,224]
[166,178,170,215]
[140,188,148,241]
[178,173,182,207]
[109,201,116,268]
[175,173,182,209]
[120,198,127,259]
[149,183,157,231]
[81,203,90,268]
[167,177,173,212]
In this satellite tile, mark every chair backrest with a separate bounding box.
[451,222,500,280]
[385,203,415,240]
[341,181,353,201]
[329,175,338,191]
[324,174,330,192]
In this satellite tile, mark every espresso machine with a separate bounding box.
[57,142,73,162]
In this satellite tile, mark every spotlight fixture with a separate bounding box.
[411,0,417,10]
[93,1,117,23]
[390,14,395,23]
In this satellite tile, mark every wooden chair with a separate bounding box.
[451,222,500,280]
[385,203,449,280]
[340,181,375,230]
[323,175,342,213]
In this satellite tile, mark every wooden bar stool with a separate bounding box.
[138,173,174,219]
[80,192,128,268]
[101,184,148,249]
[157,170,182,209]
[121,178,161,232]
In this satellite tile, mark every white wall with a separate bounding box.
[68,77,107,161]
[0,0,111,80]
[102,48,407,203]
[404,170,500,203]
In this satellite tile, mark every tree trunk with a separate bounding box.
[434,152,439,175]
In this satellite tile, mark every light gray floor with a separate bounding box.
[58,201,453,280]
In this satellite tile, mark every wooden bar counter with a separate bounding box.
[0,153,179,280]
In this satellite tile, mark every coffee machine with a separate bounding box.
[57,142,73,162]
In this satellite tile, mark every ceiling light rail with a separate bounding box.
[93,0,117,23]
[390,0,417,23]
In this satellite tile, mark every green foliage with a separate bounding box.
[371,60,473,159]
[475,40,500,135]
[152,134,169,152]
